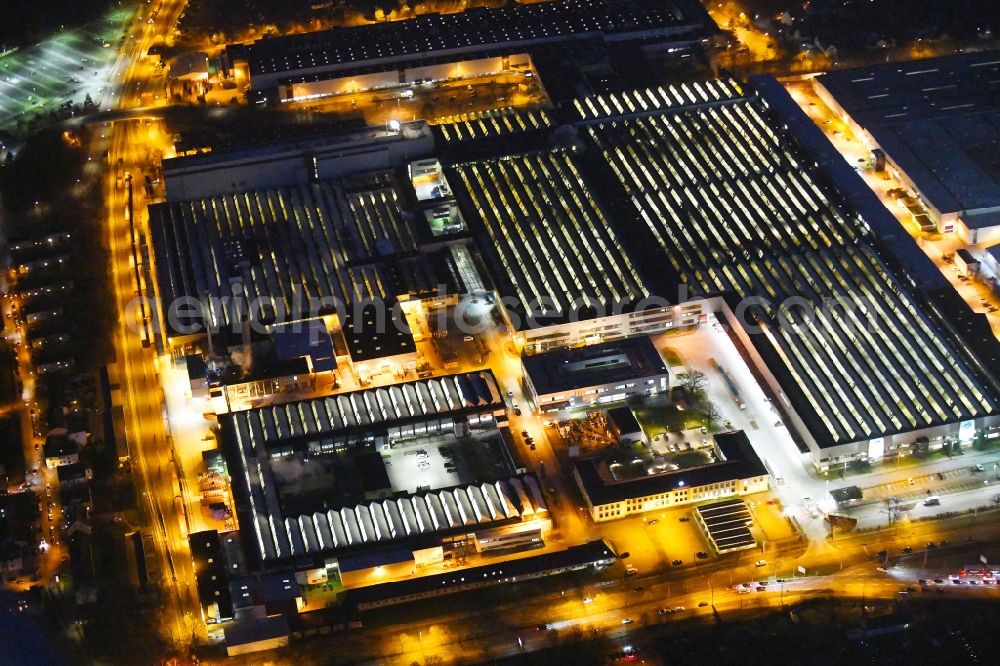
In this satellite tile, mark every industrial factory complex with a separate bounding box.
[132,8,1000,652]
[12,0,1000,660]
[150,71,1000,616]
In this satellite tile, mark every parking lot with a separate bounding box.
[383,436,464,493]
[382,432,514,494]
[598,505,716,573]
[648,427,718,467]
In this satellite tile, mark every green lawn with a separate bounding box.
[659,346,683,367]
[632,404,707,436]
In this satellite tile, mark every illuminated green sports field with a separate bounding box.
[0,5,134,134]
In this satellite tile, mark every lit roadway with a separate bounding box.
[1,293,64,589]
[97,0,198,645]
[220,513,1000,665]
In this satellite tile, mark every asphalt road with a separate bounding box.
[99,0,200,645]
[210,511,1000,665]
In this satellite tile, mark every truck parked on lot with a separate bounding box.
[710,358,745,409]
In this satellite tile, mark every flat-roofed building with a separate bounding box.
[607,406,646,445]
[521,336,668,413]
[335,546,416,589]
[342,539,617,610]
[956,248,981,275]
[229,571,302,617]
[448,150,702,352]
[232,0,717,103]
[982,244,1000,286]
[573,431,769,522]
[162,122,435,200]
[271,319,336,374]
[189,530,235,624]
[224,616,290,657]
[813,51,1000,245]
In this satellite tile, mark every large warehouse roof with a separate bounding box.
[815,52,1000,215]
[222,371,511,563]
[149,170,460,337]
[225,371,504,452]
[277,475,547,559]
[239,0,707,82]
[582,85,998,449]
[448,149,656,326]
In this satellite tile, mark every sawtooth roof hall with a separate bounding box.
[443,78,1000,469]
[148,78,1000,474]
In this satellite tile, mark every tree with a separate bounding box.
[680,369,706,397]
[884,497,905,527]
[703,401,721,429]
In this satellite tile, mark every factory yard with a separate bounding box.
[783,78,1000,338]
[284,71,547,129]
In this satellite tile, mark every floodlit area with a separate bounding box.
[159,354,234,537]
[382,433,515,494]
[92,46,1000,656]
[784,78,1000,338]
[0,6,134,132]
[647,320,831,540]
[279,71,547,128]
[587,85,997,464]
[706,0,783,63]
